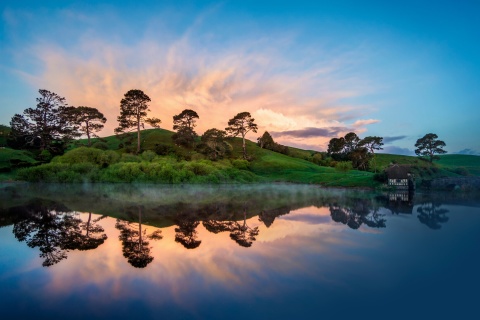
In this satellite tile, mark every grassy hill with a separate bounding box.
[2,127,479,188]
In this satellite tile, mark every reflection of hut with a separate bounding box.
[386,191,414,214]
[385,164,415,190]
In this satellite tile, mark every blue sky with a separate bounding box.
[1,0,479,154]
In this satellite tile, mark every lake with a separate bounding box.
[1,183,479,319]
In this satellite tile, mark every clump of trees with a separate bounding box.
[257,131,289,155]
[327,132,383,171]
[9,89,79,156]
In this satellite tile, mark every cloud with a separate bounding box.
[455,148,479,155]
[271,127,351,139]
[379,146,415,156]
[5,6,382,151]
[383,135,408,144]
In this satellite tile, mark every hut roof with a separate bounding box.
[385,164,411,179]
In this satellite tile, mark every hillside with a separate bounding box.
[1,128,479,188]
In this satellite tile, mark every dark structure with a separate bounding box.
[385,164,415,190]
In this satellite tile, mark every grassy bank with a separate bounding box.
[2,128,479,188]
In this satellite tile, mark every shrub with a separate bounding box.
[54,147,104,165]
[91,141,109,150]
[231,159,250,170]
[121,153,141,163]
[141,150,156,162]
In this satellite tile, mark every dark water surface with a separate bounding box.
[1,183,479,319]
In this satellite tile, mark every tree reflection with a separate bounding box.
[203,208,260,247]
[229,209,260,247]
[63,213,108,251]
[10,199,108,267]
[174,214,201,249]
[417,202,449,230]
[329,198,386,230]
[115,206,162,268]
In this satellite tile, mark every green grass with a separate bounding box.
[0,148,38,172]
[6,128,480,188]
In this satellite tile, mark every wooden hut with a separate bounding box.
[385,164,415,190]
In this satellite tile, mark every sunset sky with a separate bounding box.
[1,0,479,154]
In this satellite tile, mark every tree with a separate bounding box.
[9,89,78,154]
[327,137,346,160]
[257,131,275,149]
[172,109,199,148]
[344,132,360,154]
[115,89,161,153]
[415,133,447,163]
[200,128,229,160]
[359,136,384,172]
[67,106,107,146]
[225,112,258,159]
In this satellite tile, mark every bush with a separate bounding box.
[91,141,109,150]
[335,161,353,174]
[121,153,141,163]
[232,159,250,170]
[141,150,156,162]
[54,147,104,165]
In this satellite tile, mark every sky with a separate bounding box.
[1,0,479,154]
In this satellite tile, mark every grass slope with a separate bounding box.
[6,127,480,187]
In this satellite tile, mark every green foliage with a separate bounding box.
[0,148,38,172]
[415,133,447,163]
[231,159,250,170]
[0,124,11,147]
[121,153,141,163]
[91,141,109,150]
[141,150,156,162]
[38,150,53,162]
[335,161,353,174]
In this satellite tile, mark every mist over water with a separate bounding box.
[1,183,479,319]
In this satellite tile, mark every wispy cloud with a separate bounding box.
[383,135,408,144]
[5,6,382,151]
[271,127,351,139]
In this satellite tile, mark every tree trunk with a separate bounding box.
[86,121,91,146]
[242,133,246,159]
[137,116,141,154]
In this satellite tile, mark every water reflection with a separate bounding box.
[174,213,201,249]
[8,198,108,266]
[1,184,477,269]
[417,202,450,230]
[115,206,162,268]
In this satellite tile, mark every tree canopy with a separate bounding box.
[172,109,199,148]
[9,89,78,154]
[115,89,161,153]
[225,112,258,159]
[414,133,447,162]
[67,106,106,146]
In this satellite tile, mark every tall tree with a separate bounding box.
[67,106,107,146]
[327,137,346,160]
[115,89,161,153]
[172,109,199,148]
[414,133,447,163]
[225,112,258,159]
[359,136,384,172]
[9,89,78,153]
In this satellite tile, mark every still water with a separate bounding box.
[1,183,479,319]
